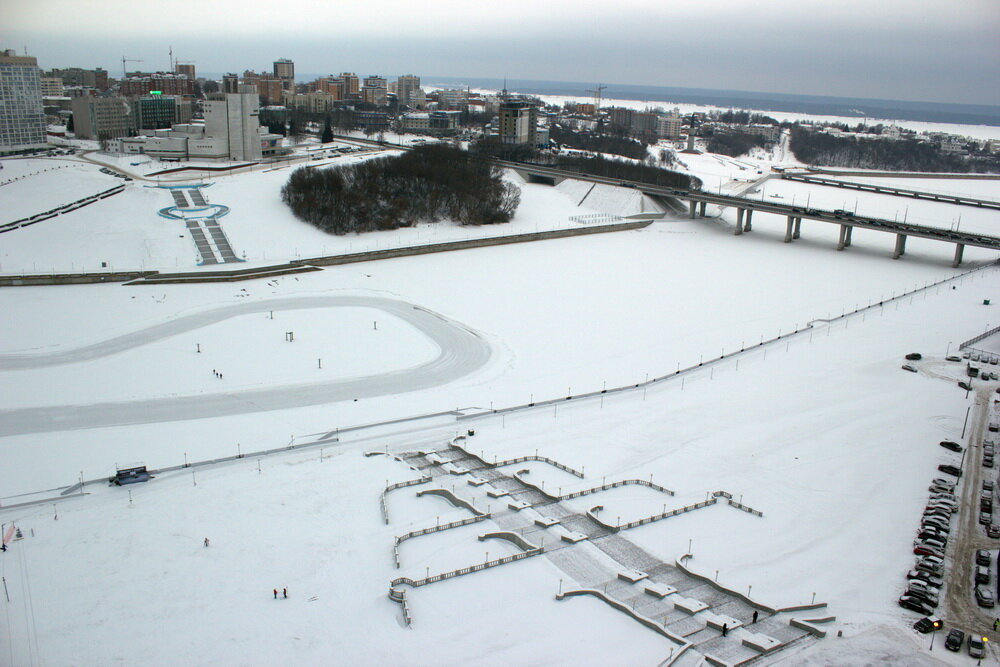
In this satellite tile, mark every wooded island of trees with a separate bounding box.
[281,144,521,234]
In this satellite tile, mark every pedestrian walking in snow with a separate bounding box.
[994,617,999,630]
[273,588,278,599]
[752,610,758,624]
[204,537,210,547]
[283,587,288,599]
[722,623,728,637]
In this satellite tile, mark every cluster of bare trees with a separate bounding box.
[281,144,522,234]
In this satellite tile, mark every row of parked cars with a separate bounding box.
[899,474,958,615]
[98,167,132,181]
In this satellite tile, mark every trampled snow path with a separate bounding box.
[0,296,491,436]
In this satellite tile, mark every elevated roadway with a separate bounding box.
[779,172,1000,210]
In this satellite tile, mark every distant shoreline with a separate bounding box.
[418,76,1000,128]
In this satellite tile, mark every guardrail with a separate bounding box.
[388,587,413,627]
[559,479,675,500]
[450,440,585,478]
[959,324,1000,351]
[393,514,492,568]
[381,477,432,524]
[390,545,545,588]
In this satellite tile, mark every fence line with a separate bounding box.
[560,479,675,500]
[387,587,412,627]
[450,440,585,478]
[0,184,125,234]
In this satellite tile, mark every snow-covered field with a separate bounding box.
[1,133,1000,665]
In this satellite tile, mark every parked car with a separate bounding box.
[901,364,917,373]
[914,538,947,551]
[969,634,986,658]
[914,544,945,558]
[922,519,950,532]
[987,524,1000,538]
[976,549,992,566]
[931,477,955,488]
[906,587,938,607]
[990,422,999,432]
[905,353,922,361]
[913,615,942,633]
[975,587,995,608]
[981,498,993,512]
[938,464,962,477]
[945,628,965,651]
[985,481,996,493]
[984,456,994,469]
[959,381,973,391]
[946,355,962,362]
[939,440,962,452]
[918,529,947,541]
[929,492,956,501]
[898,595,934,615]
[975,565,990,584]
[908,571,944,588]
[915,560,943,576]
[980,511,992,525]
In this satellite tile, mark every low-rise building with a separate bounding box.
[399,110,460,134]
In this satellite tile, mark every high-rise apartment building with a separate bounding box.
[498,100,537,146]
[396,74,420,107]
[175,63,196,81]
[0,49,47,154]
[119,72,194,96]
[273,58,294,89]
[223,73,239,94]
[340,73,359,95]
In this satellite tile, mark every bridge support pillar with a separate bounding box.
[784,216,794,243]
[744,210,753,231]
[953,243,965,268]
[735,209,744,235]
[837,224,850,251]
[689,201,697,218]
[844,225,853,247]
[893,233,907,259]
[792,217,801,239]
[699,202,707,217]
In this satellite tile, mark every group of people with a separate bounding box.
[274,588,288,599]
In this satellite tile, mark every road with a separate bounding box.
[941,377,1000,647]
[0,296,492,436]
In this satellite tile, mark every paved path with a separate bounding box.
[0,296,491,436]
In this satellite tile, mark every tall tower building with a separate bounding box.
[0,48,47,154]
[204,83,262,161]
[396,74,420,107]
[273,58,294,89]
[498,100,537,146]
[340,73,359,95]
[175,63,196,81]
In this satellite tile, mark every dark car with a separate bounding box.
[938,464,962,477]
[969,634,986,658]
[939,440,962,452]
[959,381,973,391]
[913,615,942,633]
[976,549,992,566]
[945,628,965,651]
[988,524,1000,538]
[898,595,934,615]
[975,587,995,608]
[905,353,922,361]
[980,511,992,525]
[908,572,944,588]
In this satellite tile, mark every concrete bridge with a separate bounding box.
[780,172,1000,211]
[497,160,1000,267]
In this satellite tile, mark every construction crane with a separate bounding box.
[121,56,143,77]
[585,84,607,115]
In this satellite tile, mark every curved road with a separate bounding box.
[0,296,491,436]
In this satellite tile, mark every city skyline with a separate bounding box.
[5,0,1000,106]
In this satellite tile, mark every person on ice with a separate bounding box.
[273,588,278,599]
[283,587,288,599]
[204,537,210,547]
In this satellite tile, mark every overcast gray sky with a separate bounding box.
[5,0,999,105]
